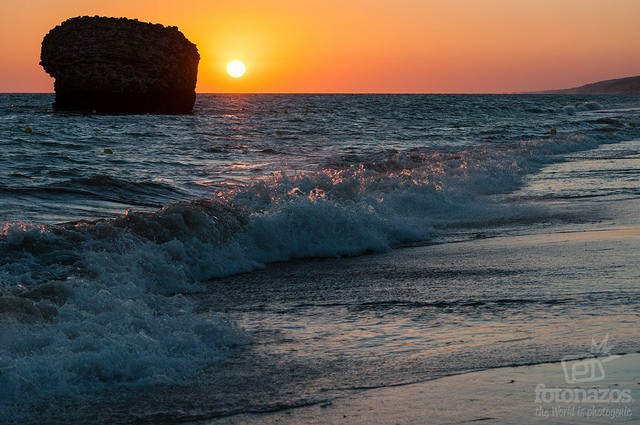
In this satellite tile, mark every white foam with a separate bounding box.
[0,222,249,418]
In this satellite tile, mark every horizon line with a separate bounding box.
[2,91,631,95]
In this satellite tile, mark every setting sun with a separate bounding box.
[226,60,246,78]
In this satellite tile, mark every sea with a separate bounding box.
[1,93,639,424]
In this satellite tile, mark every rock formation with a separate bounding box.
[40,16,199,114]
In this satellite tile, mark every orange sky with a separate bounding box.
[1,0,639,93]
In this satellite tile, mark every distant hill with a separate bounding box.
[537,75,640,95]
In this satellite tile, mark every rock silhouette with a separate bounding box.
[40,16,199,114]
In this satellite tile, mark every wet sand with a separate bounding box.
[216,353,639,424]
[206,220,640,425]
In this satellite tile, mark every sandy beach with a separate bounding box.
[214,353,639,425]
[204,217,640,425]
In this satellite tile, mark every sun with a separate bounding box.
[227,60,246,78]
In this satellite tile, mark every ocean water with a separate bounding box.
[1,93,639,423]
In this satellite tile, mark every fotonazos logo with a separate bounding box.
[561,334,619,384]
[534,334,634,420]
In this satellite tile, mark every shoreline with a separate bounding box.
[203,216,640,425]
[210,353,640,424]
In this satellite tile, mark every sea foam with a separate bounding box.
[0,219,248,420]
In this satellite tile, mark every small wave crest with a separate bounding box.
[41,175,182,206]
[561,101,603,114]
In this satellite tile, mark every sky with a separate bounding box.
[1,0,639,93]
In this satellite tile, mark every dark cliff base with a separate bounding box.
[53,89,197,114]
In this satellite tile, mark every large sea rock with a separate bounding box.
[40,16,199,114]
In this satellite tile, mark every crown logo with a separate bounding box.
[591,334,614,356]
